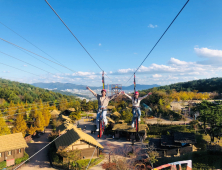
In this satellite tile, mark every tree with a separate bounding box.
[7,101,17,119]
[0,111,11,136]
[12,114,27,137]
[27,125,36,135]
[34,112,45,131]
[69,111,81,121]
[42,102,51,127]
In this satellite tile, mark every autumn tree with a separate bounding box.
[12,114,27,137]
[7,101,17,119]
[0,111,11,136]
[69,111,81,121]
[59,98,68,111]
[27,125,37,135]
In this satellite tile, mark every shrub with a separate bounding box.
[0,161,6,169]
[15,152,29,165]
[74,158,97,169]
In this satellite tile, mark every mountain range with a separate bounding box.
[32,82,160,91]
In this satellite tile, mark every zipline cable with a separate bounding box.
[45,0,112,81]
[0,38,76,73]
[0,51,53,75]
[13,42,64,74]
[124,0,190,85]
[0,21,64,66]
[0,62,41,78]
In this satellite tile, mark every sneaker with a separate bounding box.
[131,123,134,128]
[96,129,99,132]
[138,118,141,122]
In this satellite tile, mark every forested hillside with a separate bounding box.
[0,78,76,104]
[154,77,222,92]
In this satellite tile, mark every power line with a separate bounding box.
[0,62,41,78]
[124,0,190,85]
[0,21,64,66]
[0,38,76,73]
[14,45,64,74]
[0,51,53,75]
[45,0,112,81]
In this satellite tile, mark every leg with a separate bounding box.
[96,112,100,131]
[137,108,141,122]
[102,110,108,126]
[131,108,136,127]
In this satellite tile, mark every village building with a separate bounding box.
[112,121,148,141]
[55,125,103,162]
[0,133,28,166]
[58,114,72,124]
[50,109,61,118]
[148,132,196,158]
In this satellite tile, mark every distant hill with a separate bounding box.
[154,77,222,92]
[32,82,159,91]
[0,78,77,104]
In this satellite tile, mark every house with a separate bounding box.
[50,110,61,118]
[55,125,103,162]
[0,133,28,166]
[58,114,72,124]
[112,122,148,141]
[110,111,121,120]
[56,122,74,135]
[24,134,32,143]
[148,132,196,158]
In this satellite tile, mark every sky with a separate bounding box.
[1,0,222,87]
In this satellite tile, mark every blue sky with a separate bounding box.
[1,0,222,86]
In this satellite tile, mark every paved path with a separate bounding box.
[145,117,193,125]
[20,125,56,170]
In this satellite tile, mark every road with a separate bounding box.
[145,117,193,125]
[20,125,56,170]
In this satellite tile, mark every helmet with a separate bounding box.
[101,89,107,93]
[135,91,139,95]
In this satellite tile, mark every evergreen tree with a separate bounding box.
[12,114,27,137]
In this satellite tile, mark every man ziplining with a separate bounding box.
[86,87,121,131]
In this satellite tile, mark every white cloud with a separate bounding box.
[99,43,102,46]
[168,58,193,65]
[3,71,10,73]
[152,74,162,78]
[23,65,27,67]
[148,24,158,28]
[194,47,222,58]
[109,71,113,74]
[134,53,137,55]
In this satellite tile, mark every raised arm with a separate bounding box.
[108,91,122,100]
[86,86,97,97]
[139,92,152,100]
[123,91,132,100]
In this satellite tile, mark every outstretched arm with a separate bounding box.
[86,86,97,97]
[109,91,122,100]
[122,91,132,100]
[139,92,152,100]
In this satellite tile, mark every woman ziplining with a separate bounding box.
[86,87,121,131]
[122,91,152,128]
[122,73,152,128]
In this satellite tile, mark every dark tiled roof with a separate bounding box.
[174,132,196,143]
[149,138,161,148]
[161,135,174,146]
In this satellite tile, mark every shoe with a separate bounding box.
[96,129,99,132]
[138,118,141,122]
[131,123,134,128]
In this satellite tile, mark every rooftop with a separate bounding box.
[55,125,103,151]
[0,133,28,153]
[112,123,148,133]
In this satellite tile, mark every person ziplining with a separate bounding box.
[122,73,152,128]
[86,72,121,132]
[86,87,121,131]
